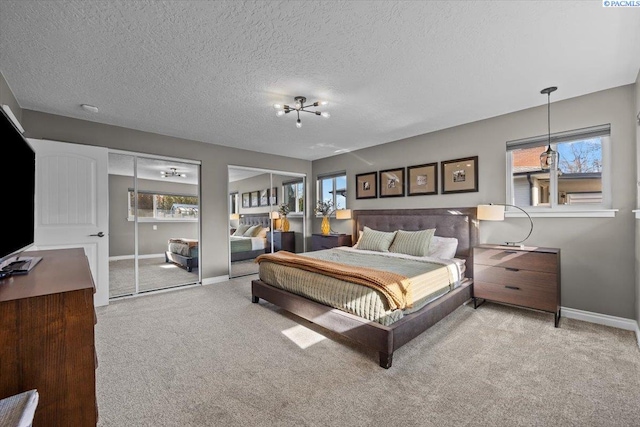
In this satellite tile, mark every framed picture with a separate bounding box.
[250,191,260,207]
[407,163,438,196]
[355,172,377,199]
[270,187,277,205]
[379,167,405,198]
[242,192,250,208]
[260,189,269,206]
[441,156,478,194]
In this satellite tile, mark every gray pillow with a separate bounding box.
[232,224,251,236]
[389,229,435,257]
[243,225,263,237]
[356,226,397,252]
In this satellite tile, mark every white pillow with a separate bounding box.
[428,236,458,259]
[257,227,270,239]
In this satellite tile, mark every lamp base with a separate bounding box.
[504,242,525,250]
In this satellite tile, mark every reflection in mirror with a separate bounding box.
[228,166,305,278]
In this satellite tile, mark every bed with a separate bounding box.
[165,238,198,272]
[251,207,478,368]
[230,214,271,262]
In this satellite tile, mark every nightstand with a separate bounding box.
[266,231,295,252]
[473,244,561,327]
[311,234,352,251]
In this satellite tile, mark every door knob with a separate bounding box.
[89,232,105,237]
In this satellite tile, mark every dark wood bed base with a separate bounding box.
[251,207,479,368]
[165,250,198,272]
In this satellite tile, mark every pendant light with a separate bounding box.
[540,86,558,170]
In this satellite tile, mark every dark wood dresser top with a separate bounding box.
[0,248,94,302]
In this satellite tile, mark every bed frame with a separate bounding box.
[251,207,479,368]
[231,214,271,262]
[165,250,198,272]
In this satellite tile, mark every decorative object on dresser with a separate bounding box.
[267,231,295,252]
[314,200,334,235]
[311,233,352,251]
[477,203,534,249]
[473,244,561,327]
[0,248,98,426]
[441,156,478,194]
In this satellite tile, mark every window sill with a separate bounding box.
[505,209,618,218]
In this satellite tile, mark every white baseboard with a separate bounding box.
[109,253,165,261]
[562,306,640,348]
[202,275,229,286]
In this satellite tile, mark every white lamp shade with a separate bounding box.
[336,209,352,220]
[270,211,280,219]
[229,213,240,221]
[477,204,505,221]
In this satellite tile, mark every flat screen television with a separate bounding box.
[0,106,41,278]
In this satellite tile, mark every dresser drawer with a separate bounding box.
[474,264,557,292]
[473,281,557,312]
[474,248,557,273]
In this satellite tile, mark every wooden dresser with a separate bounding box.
[311,234,352,251]
[472,244,561,326]
[0,248,98,426]
[266,231,295,252]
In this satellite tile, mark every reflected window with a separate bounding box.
[128,190,199,221]
[283,179,304,213]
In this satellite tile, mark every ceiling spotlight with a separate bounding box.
[81,104,99,113]
[273,96,330,129]
[161,167,186,178]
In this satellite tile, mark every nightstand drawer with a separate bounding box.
[474,248,557,273]
[473,281,557,312]
[474,264,557,292]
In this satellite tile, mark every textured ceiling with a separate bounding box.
[1,1,639,161]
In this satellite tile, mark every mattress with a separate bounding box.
[230,235,267,253]
[257,247,465,326]
[167,238,198,258]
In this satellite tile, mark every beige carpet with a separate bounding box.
[230,259,259,278]
[95,278,640,426]
[109,257,198,298]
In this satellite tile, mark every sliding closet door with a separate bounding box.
[136,157,200,293]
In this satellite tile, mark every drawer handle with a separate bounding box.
[505,285,520,290]
[505,267,520,272]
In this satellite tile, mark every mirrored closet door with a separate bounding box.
[228,166,306,278]
[109,152,201,298]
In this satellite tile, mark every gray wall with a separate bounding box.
[22,110,312,280]
[0,71,22,123]
[636,69,640,326]
[109,174,198,257]
[313,84,637,319]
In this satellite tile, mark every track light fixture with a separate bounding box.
[161,168,186,178]
[273,96,330,128]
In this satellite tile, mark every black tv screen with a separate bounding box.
[0,107,36,264]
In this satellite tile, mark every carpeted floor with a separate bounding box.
[109,257,199,298]
[230,259,259,278]
[95,277,640,426]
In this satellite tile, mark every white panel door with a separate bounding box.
[28,139,110,306]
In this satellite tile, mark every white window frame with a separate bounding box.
[316,172,347,217]
[506,124,616,218]
[127,190,199,222]
[282,179,305,215]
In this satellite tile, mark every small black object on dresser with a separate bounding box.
[472,244,561,327]
[311,233,352,251]
[266,231,295,252]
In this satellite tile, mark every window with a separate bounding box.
[282,179,304,214]
[128,190,199,221]
[506,124,610,211]
[317,172,347,215]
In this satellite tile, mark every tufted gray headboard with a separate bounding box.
[239,213,271,229]
[352,208,479,278]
